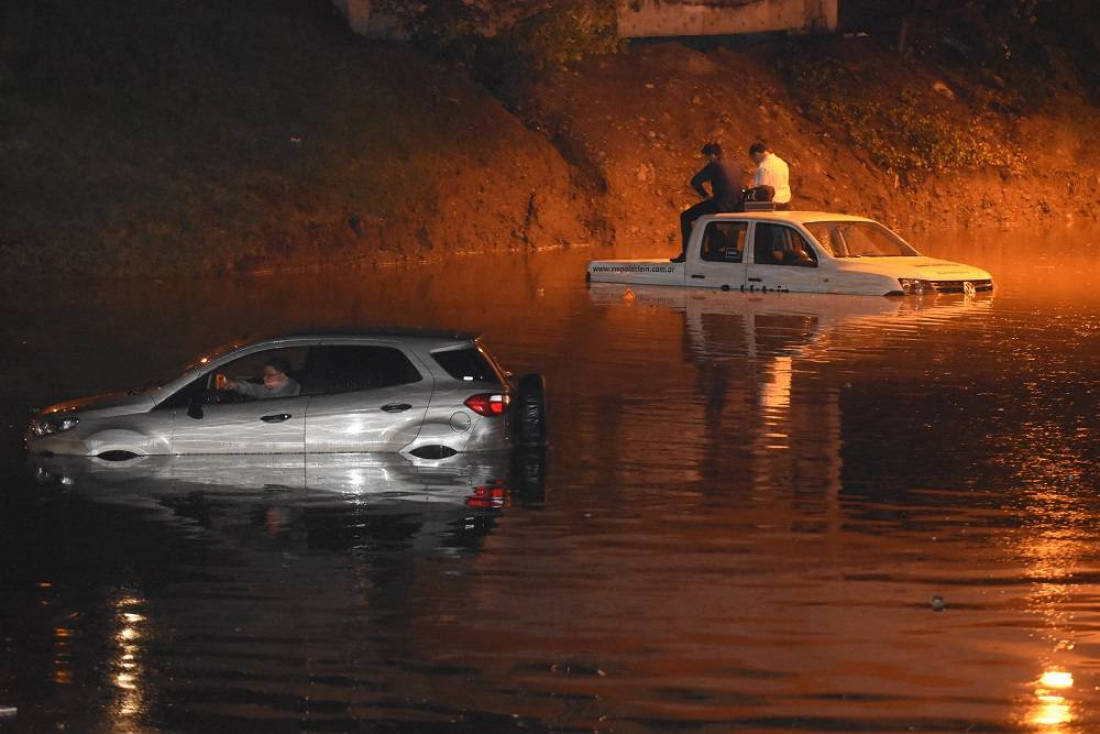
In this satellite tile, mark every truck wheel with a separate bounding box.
[514,373,547,448]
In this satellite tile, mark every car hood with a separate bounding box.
[833,256,992,281]
[39,390,157,418]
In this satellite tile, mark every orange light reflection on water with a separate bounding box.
[1030,668,1075,729]
[111,593,148,727]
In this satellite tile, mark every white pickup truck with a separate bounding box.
[587,211,994,297]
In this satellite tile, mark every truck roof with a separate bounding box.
[707,211,875,225]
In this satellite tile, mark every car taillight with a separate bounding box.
[465,482,511,508]
[465,393,509,417]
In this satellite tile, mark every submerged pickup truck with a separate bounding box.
[587,211,994,297]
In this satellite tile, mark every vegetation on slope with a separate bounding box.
[0,0,592,275]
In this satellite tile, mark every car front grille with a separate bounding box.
[928,279,994,293]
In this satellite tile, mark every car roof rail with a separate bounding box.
[275,326,480,341]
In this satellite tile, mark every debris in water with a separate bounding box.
[931,595,946,612]
[0,706,17,718]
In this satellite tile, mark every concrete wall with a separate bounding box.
[618,0,838,38]
[333,0,839,40]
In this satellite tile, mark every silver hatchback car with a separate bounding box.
[27,329,547,459]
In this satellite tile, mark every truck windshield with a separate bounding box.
[804,221,919,258]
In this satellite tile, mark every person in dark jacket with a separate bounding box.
[220,356,301,400]
[672,141,745,263]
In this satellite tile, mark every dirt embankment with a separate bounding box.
[0,0,594,276]
[515,38,1100,255]
[2,1,1098,276]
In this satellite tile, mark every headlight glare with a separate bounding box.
[31,415,80,437]
[898,278,933,296]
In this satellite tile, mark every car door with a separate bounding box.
[686,220,749,291]
[167,346,312,454]
[745,222,822,293]
[304,343,432,453]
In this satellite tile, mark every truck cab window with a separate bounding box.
[754,224,818,267]
[700,221,748,263]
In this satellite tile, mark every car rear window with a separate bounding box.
[432,347,502,385]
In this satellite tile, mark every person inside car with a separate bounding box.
[772,240,815,266]
[218,356,301,399]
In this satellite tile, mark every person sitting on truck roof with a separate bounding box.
[749,142,792,210]
[672,142,745,263]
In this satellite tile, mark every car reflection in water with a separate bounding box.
[25,450,545,731]
[31,450,546,554]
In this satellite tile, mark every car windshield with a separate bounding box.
[804,221,919,258]
[148,341,240,389]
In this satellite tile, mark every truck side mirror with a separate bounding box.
[187,398,204,420]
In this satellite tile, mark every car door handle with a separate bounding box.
[260,413,292,423]
[748,277,762,282]
[381,403,413,413]
[690,274,705,279]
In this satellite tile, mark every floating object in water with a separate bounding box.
[931,595,946,612]
[0,706,17,718]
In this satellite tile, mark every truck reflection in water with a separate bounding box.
[587,284,991,504]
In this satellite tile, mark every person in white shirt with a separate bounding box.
[749,142,792,210]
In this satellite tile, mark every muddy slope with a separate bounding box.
[517,38,1100,256]
[0,0,594,276]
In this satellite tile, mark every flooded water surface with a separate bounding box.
[2,226,1100,733]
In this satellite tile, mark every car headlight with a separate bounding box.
[31,415,80,437]
[898,278,934,296]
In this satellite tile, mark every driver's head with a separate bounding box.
[263,357,291,390]
[749,142,769,165]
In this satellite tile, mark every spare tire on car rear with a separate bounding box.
[514,373,547,448]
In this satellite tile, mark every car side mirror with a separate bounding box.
[187,398,204,420]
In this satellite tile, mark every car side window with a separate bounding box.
[157,347,310,409]
[431,346,503,385]
[754,224,818,267]
[307,346,423,395]
[700,222,748,263]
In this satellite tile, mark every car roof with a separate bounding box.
[280,326,478,341]
[224,327,480,353]
[708,211,876,225]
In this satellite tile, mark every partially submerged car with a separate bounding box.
[27,329,547,460]
[587,212,994,297]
